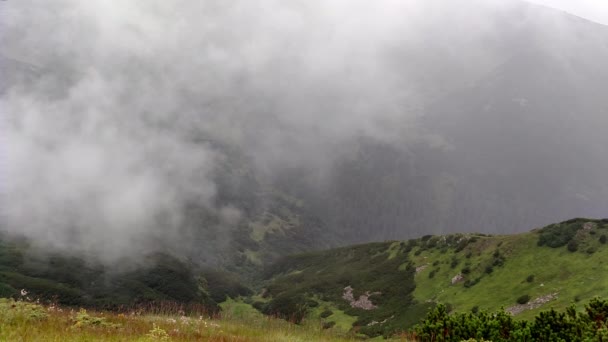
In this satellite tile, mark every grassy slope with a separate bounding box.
[262,218,608,336]
[0,297,410,342]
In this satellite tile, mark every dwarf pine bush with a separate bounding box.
[414,298,608,342]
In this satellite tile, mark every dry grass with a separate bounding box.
[0,298,413,341]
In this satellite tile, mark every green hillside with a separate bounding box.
[0,235,251,310]
[260,218,608,337]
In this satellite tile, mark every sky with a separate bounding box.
[527,0,608,25]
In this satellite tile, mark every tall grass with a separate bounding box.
[0,298,411,341]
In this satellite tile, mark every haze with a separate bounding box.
[1,0,607,266]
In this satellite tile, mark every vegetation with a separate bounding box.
[0,236,250,311]
[3,218,608,339]
[260,242,424,337]
[0,298,370,341]
[260,218,608,337]
[415,298,608,341]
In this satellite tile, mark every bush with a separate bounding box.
[461,266,471,275]
[319,309,333,318]
[538,222,581,248]
[484,266,493,274]
[450,258,459,269]
[600,235,607,244]
[0,298,47,324]
[567,240,578,252]
[517,294,531,304]
[415,297,608,342]
[322,321,336,329]
[464,278,480,288]
[526,275,535,283]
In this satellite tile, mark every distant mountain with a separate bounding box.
[287,1,608,242]
[1,0,607,274]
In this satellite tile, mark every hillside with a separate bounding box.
[260,218,608,337]
[0,234,251,310]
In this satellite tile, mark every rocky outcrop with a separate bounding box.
[506,293,558,315]
[342,286,380,310]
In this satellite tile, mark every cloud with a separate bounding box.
[2,0,602,263]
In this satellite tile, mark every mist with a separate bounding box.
[1,0,607,266]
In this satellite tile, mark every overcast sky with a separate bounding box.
[527,0,608,25]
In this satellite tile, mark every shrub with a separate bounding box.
[484,266,493,274]
[517,294,531,304]
[526,275,535,283]
[319,309,333,319]
[322,321,336,329]
[450,258,459,269]
[415,297,608,341]
[464,278,480,288]
[0,298,47,324]
[146,323,170,341]
[567,240,578,252]
[72,308,120,329]
[600,235,607,244]
[461,266,471,275]
[538,223,581,248]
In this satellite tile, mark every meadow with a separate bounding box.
[0,297,413,342]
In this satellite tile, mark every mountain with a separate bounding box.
[287,1,608,242]
[1,0,607,313]
[259,218,608,337]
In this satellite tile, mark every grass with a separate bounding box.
[0,298,413,342]
[260,218,608,337]
[411,219,608,319]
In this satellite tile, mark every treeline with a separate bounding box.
[414,298,608,341]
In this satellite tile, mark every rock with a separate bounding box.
[342,285,380,310]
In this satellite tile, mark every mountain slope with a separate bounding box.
[260,218,608,337]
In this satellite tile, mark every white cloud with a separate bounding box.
[526,0,608,25]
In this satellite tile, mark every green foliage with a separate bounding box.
[262,242,419,337]
[146,323,171,341]
[516,294,531,304]
[568,240,579,252]
[537,221,583,248]
[200,269,252,303]
[319,309,333,318]
[0,237,250,312]
[526,274,534,283]
[463,278,480,288]
[600,235,607,244]
[72,308,120,329]
[322,321,336,329]
[415,298,608,341]
[259,293,309,324]
[0,298,47,324]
